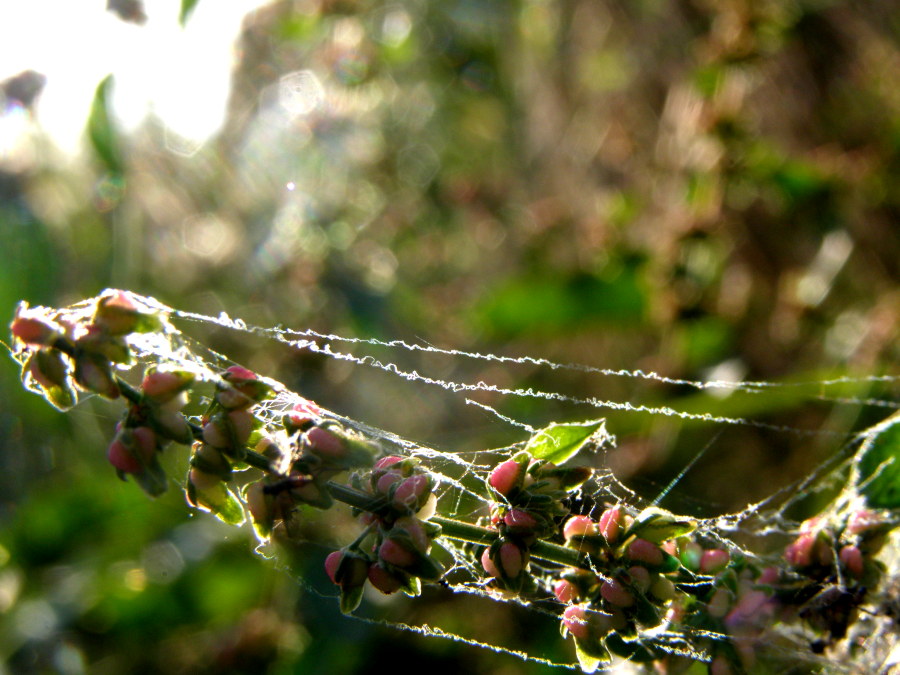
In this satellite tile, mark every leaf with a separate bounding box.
[87,75,123,174]
[179,0,200,26]
[855,412,900,509]
[573,640,607,673]
[626,507,696,544]
[523,420,606,465]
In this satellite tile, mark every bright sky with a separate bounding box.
[0,0,268,157]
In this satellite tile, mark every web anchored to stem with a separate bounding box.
[7,290,900,673]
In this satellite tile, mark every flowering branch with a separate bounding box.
[8,290,899,674]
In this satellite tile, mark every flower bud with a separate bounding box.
[141,368,194,404]
[784,533,816,568]
[626,538,664,567]
[73,352,120,399]
[600,579,634,608]
[202,409,255,449]
[503,508,538,533]
[379,538,417,568]
[488,457,527,496]
[392,473,433,513]
[839,545,864,578]
[700,548,730,574]
[563,515,598,542]
[216,366,271,409]
[706,587,733,618]
[561,605,615,641]
[325,550,369,588]
[626,565,651,593]
[650,576,675,602]
[368,562,404,595]
[554,579,579,603]
[598,506,624,545]
[245,480,274,534]
[108,425,157,474]
[846,508,882,536]
[11,310,61,346]
[92,290,158,336]
[305,426,346,459]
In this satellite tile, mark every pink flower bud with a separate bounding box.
[598,506,623,545]
[393,516,429,552]
[784,533,816,568]
[700,548,730,574]
[562,605,591,640]
[392,474,431,511]
[563,515,598,542]
[488,458,524,496]
[107,426,157,474]
[306,426,346,459]
[757,566,779,585]
[503,508,538,532]
[600,579,634,608]
[189,466,221,493]
[379,539,416,568]
[202,409,255,449]
[141,369,193,402]
[245,481,273,531]
[11,313,60,346]
[74,353,120,399]
[627,565,652,592]
[498,541,526,579]
[554,579,579,603]
[374,455,404,472]
[368,563,403,594]
[627,538,664,567]
[839,545,864,578]
[376,471,403,495]
[325,551,343,584]
[481,548,499,577]
[92,290,144,336]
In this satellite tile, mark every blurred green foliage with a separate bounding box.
[1,0,898,672]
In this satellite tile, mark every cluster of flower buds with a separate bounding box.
[187,366,272,523]
[555,506,694,664]
[482,452,592,592]
[105,366,196,496]
[244,401,379,539]
[10,291,162,409]
[324,455,444,612]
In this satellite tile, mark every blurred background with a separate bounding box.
[1,0,898,672]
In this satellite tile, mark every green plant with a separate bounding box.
[7,290,900,673]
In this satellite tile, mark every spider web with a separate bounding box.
[89,294,900,671]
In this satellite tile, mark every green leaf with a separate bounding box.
[626,507,696,544]
[855,412,900,509]
[87,75,123,174]
[573,639,608,673]
[523,420,606,465]
[339,583,365,614]
[179,0,200,26]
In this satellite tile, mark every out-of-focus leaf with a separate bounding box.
[472,267,646,338]
[179,0,200,26]
[87,75,123,174]
[855,412,900,509]
[524,420,605,465]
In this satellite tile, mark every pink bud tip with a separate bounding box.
[503,508,538,532]
[393,474,430,510]
[562,605,590,640]
[598,506,623,544]
[626,538,664,567]
[325,551,343,584]
[225,365,257,381]
[554,579,578,604]
[379,539,415,568]
[306,426,345,458]
[481,548,499,577]
[600,579,634,608]
[11,315,58,345]
[488,458,522,496]
[784,533,815,568]
[374,455,404,472]
[368,563,402,594]
[563,515,598,541]
[839,545,864,578]
[847,509,881,535]
[498,541,525,578]
[699,548,730,574]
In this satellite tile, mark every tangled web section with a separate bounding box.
[116,296,897,671]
